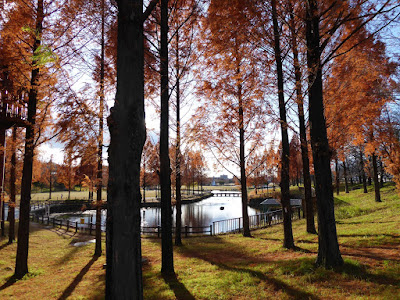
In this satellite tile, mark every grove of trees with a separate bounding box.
[1,0,400,298]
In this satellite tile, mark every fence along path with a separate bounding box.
[28,200,303,237]
[211,206,302,235]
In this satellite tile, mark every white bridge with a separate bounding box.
[211,190,241,197]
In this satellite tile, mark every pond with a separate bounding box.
[46,194,262,231]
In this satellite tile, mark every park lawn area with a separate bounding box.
[1,183,399,299]
[30,190,97,201]
[28,185,228,202]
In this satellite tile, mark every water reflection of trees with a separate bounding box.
[183,204,211,227]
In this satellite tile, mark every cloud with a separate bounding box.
[38,142,64,164]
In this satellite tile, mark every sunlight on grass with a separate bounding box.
[1,183,399,299]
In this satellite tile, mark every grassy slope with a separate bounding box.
[1,183,399,299]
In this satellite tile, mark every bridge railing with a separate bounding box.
[212,206,302,235]
[0,99,28,121]
[29,213,212,237]
[141,225,212,237]
[28,203,303,238]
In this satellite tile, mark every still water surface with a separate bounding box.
[3,194,262,230]
[50,194,262,229]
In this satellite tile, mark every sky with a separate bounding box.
[36,1,400,176]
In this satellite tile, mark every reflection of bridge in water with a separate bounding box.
[211,191,241,197]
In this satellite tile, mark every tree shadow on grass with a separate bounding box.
[55,245,80,266]
[342,249,400,262]
[337,220,397,225]
[334,260,400,286]
[210,262,320,300]
[275,256,400,287]
[292,246,314,254]
[0,276,16,292]
[177,238,320,300]
[338,233,399,239]
[58,256,98,300]
[162,273,195,300]
[0,241,12,251]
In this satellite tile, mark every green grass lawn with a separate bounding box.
[1,183,399,299]
[27,185,237,202]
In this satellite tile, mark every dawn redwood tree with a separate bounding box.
[289,1,316,233]
[1,0,101,277]
[8,127,17,244]
[141,136,158,202]
[57,151,76,200]
[324,16,396,203]
[271,0,295,249]
[159,0,175,275]
[193,0,266,237]
[169,0,199,247]
[95,0,106,258]
[371,152,381,202]
[305,0,343,268]
[342,159,350,193]
[15,0,44,279]
[106,0,158,297]
[174,34,183,245]
[288,136,302,186]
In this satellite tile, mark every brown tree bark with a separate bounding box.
[335,157,340,195]
[306,0,343,268]
[15,0,44,279]
[372,152,381,202]
[95,0,105,257]
[343,160,349,193]
[175,31,182,246]
[238,85,250,238]
[160,0,174,275]
[8,126,16,244]
[289,2,316,234]
[359,148,368,193]
[272,0,294,249]
[106,0,146,298]
[0,129,5,237]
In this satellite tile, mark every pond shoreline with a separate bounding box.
[141,192,213,208]
[27,192,215,215]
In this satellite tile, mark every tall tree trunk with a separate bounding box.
[343,160,349,193]
[15,0,44,279]
[379,159,384,187]
[0,129,5,237]
[335,156,340,195]
[106,0,145,298]
[95,0,105,257]
[175,31,182,246]
[359,148,367,193]
[231,37,251,238]
[372,152,381,202]
[239,86,250,237]
[160,0,174,275]
[306,0,343,268]
[8,126,16,244]
[143,161,146,203]
[289,2,316,234]
[272,0,294,249]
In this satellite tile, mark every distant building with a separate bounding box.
[210,174,233,186]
